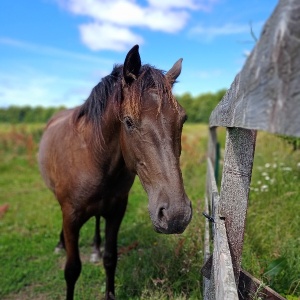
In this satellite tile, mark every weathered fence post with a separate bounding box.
[218,128,256,282]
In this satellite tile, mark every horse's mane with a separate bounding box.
[73,63,177,141]
[73,64,122,126]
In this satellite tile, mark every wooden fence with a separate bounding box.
[201,0,300,298]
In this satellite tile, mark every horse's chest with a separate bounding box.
[76,168,135,216]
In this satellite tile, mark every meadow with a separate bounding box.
[0,123,299,299]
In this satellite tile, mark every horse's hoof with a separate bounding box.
[90,252,101,263]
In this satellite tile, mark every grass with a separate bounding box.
[0,123,299,299]
[242,131,300,298]
[0,123,207,300]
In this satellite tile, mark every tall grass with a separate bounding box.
[242,131,300,298]
[0,123,207,300]
[0,124,299,299]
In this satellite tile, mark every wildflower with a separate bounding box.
[265,176,270,181]
[265,163,271,168]
[257,180,262,185]
[261,185,269,192]
[262,172,268,177]
[273,163,277,168]
[282,167,292,171]
[297,162,300,168]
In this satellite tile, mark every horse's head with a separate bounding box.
[119,45,192,234]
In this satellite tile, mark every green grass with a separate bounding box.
[0,123,207,299]
[0,124,299,299]
[242,131,300,298]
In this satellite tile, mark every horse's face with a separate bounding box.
[120,47,192,234]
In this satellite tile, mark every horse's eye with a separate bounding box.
[124,116,135,131]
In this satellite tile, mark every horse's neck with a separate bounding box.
[89,102,124,169]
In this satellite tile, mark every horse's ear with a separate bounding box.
[166,58,183,85]
[123,44,141,85]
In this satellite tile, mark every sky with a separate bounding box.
[0,0,279,108]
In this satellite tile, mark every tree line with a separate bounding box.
[0,89,227,124]
[0,105,66,124]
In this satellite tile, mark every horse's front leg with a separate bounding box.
[90,214,101,262]
[103,196,128,300]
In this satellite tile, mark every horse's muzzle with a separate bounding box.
[150,198,192,234]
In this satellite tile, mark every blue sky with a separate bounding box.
[0,0,278,108]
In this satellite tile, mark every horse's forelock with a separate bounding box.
[123,65,179,119]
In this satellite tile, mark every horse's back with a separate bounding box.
[45,108,75,130]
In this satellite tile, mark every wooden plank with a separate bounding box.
[208,127,217,168]
[203,196,211,299]
[238,269,286,300]
[209,214,239,300]
[218,128,256,283]
[209,0,300,138]
[202,254,212,280]
[203,157,218,298]
[206,157,219,219]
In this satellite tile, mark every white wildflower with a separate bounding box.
[265,163,271,168]
[282,167,292,171]
[261,185,269,192]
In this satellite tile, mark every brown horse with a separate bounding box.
[38,45,192,300]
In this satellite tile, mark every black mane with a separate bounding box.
[74,65,123,124]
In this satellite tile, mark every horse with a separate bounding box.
[38,45,192,300]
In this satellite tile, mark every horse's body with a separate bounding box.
[38,45,192,300]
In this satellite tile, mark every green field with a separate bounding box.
[0,123,299,299]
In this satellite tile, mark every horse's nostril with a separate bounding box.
[157,204,169,223]
[158,207,166,220]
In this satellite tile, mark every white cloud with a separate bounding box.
[148,0,219,11]
[0,68,94,108]
[79,23,144,51]
[60,0,191,29]
[189,23,251,41]
[148,0,197,9]
[189,21,265,42]
[0,37,113,65]
[56,0,220,51]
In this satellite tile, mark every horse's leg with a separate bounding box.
[90,214,101,263]
[54,228,65,253]
[62,210,83,300]
[103,197,128,300]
